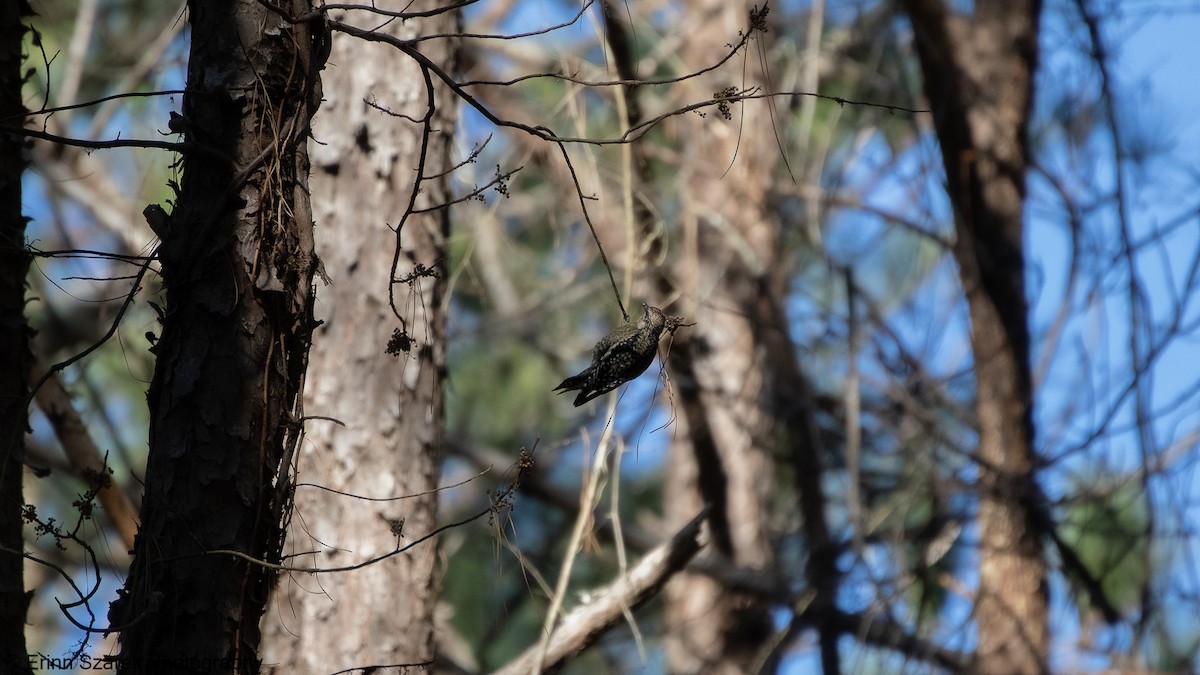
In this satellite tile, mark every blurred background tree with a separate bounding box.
[6,0,1200,673]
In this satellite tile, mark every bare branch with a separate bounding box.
[0,123,193,154]
[29,360,140,551]
[491,507,709,675]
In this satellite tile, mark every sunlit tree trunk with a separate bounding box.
[0,3,34,673]
[902,1,1048,672]
[109,2,323,672]
[260,4,456,672]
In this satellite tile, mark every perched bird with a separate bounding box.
[554,303,667,406]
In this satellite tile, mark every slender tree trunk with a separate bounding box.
[597,2,840,669]
[260,4,456,672]
[656,4,815,673]
[109,1,323,672]
[0,3,34,673]
[901,1,1048,672]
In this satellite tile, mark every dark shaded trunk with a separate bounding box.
[901,1,1048,672]
[0,2,33,673]
[109,1,322,672]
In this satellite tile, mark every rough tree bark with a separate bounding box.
[260,4,456,672]
[108,1,323,672]
[901,1,1048,672]
[0,2,34,673]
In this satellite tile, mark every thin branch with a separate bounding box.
[386,63,436,322]
[208,503,491,574]
[29,360,140,551]
[407,0,593,44]
[294,467,491,502]
[27,251,156,401]
[330,13,927,149]
[531,398,622,675]
[198,449,532,575]
[553,141,626,319]
[1,124,193,154]
[492,506,710,675]
[409,165,524,214]
[305,0,479,21]
[9,89,189,123]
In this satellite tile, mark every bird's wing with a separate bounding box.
[590,332,617,362]
[596,341,657,385]
[596,331,640,361]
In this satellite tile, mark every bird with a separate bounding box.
[553,303,667,406]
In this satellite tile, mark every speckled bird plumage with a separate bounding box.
[554,303,667,406]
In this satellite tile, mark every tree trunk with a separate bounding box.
[657,4,813,673]
[259,5,455,673]
[0,2,34,673]
[109,1,322,672]
[901,1,1048,672]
